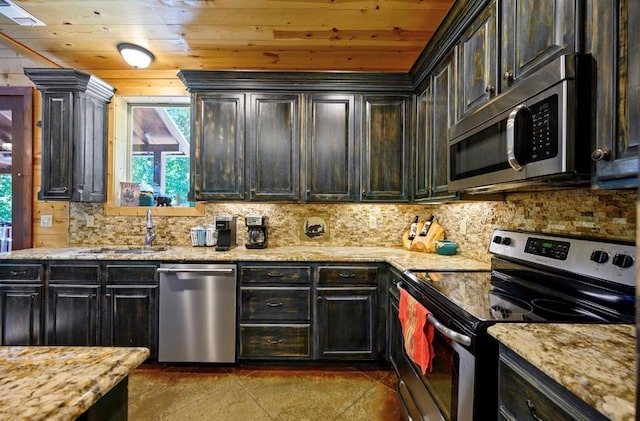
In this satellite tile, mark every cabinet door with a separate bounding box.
[39,92,73,200]
[316,287,378,359]
[457,1,497,119]
[589,0,639,188]
[0,284,43,345]
[501,0,577,90]
[192,93,245,200]
[304,94,356,202]
[414,88,431,199]
[248,94,300,201]
[361,95,410,202]
[103,285,158,359]
[72,93,108,202]
[47,284,100,346]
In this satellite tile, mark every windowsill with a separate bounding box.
[104,201,206,217]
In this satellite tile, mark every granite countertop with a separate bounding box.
[488,324,636,421]
[0,245,490,272]
[0,346,149,421]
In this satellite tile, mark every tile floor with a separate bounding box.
[128,364,403,420]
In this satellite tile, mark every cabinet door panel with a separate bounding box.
[0,285,42,345]
[240,324,311,358]
[415,88,430,199]
[40,93,73,199]
[47,285,100,346]
[193,93,245,200]
[248,94,300,201]
[361,95,409,202]
[305,94,356,202]
[431,53,457,198]
[316,287,377,359]
[458,2,497,118]
[73,94,107,202]
[103,285,158,359]
[501,0,576,90]
[241,287,310,321]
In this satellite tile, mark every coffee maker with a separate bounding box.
[245,216,268,249]
[214,216,237,251]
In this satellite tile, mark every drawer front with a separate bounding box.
[241,266,311,284]
[240,324,311,358]
[48,264,100,284]
[0,264,43,282]
[105,264,158,284]
[498,355,606,421]
[241,287,310,321]
[318,266,378,285]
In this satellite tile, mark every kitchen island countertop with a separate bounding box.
[0,346,149,421]
[488,323,635,421]
[0,245,490,272]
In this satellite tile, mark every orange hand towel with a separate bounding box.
[398,288,435,374]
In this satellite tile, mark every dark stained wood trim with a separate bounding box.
[0,87,33,250]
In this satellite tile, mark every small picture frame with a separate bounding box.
[120,182,140,207]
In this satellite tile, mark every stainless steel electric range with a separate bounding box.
[390,228,636,421]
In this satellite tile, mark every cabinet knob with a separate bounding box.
[317,296,323,302]
[31,293,39,299]
[10,270,27,276]
[105,293,112,299]
[267,272,284,278]
[266,339,284,345]
[484,85,495,94]
[526,399,544,421]
[62,186,69,193]
[266,302,283,307]
[339,273,356,278]
[591,148,611,162]
[503,71,514,82]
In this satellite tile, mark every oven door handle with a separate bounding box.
[397,283,472,347]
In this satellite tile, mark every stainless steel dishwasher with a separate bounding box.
[158,263,236,363]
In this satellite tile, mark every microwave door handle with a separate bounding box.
[506,105,527,171]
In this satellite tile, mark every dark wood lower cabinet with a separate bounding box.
[102,285,158,359]
[240,324,311,358]
[47,284,101,346]
[316,287,378,359]
[0,284,43,345]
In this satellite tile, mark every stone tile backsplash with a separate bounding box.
[69,188,636,263]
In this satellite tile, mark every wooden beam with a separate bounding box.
[0,33,62,69]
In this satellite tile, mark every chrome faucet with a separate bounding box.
[145,209,157,247]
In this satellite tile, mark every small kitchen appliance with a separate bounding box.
[245,215,268,249]
[214,216,237,251]
[392,228,635,421]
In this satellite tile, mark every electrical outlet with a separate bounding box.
[369,215,378,229]
[40,214,53,228]
[460,219,467,235]
[86,215,95,227]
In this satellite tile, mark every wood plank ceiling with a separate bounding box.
[0,0,454,78]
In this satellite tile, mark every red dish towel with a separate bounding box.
[398,288,435,374]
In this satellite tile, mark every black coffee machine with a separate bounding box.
[245,216,267,249]
[215,216,237,251]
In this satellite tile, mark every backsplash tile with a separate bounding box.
[69,188,636,263]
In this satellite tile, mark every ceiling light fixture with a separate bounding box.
[117,43,154,69]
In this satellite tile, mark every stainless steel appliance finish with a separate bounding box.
[158,263,237,363]
[448,54,592,193]
[392,229,635,421]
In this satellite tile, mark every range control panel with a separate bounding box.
[489,229,636,287]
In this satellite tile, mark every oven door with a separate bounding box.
[391,284,475,421]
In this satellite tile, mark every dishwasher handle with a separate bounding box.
[157,267,235,274]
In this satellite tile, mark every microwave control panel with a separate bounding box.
[528,94,558,162]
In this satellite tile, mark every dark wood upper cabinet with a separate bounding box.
[457,1,497,120]
[361,95,410,202]
[304,94,357,202]
[24,69,115,202]
[588,0,639,188]
[500,0,577,91]
[247,94,300,201]
[191,93,245,200]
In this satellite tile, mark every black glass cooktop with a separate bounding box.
[406,268,633,324]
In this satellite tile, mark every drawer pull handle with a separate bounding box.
[31,293,39,299]
[267,339,284,345]
[266,302,283,307]
[526,399,544,421]
[267,272,284,278]
[10,271,27,276]
[339,273,356,278]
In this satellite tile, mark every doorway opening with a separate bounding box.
[0,87,33,251]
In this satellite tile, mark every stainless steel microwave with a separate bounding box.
[448,54,593,193]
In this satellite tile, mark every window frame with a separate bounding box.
[105,95,204,217]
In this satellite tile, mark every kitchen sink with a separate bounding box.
[79,246,169,255]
